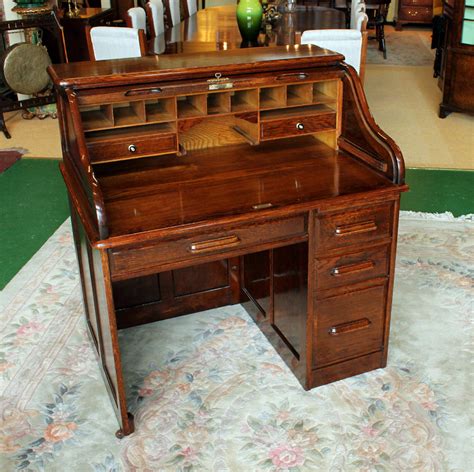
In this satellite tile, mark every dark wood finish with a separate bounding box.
[59,8,115,62]
[148,5,346,54]
[366,0,391,59]
[50,45,407,436]
[396,0,433,30]
[438,0,474,118]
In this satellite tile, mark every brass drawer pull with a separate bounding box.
[334,220,377,236]
[328,318,371,336]
[276,72,309,80]
[252,202,273,210]
[331,260,375,276]
[124,87,162,96]
[189,235,241,253]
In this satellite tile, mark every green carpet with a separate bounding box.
[0,162,472,289]
[0,159,68,290]
[401,168,474,217]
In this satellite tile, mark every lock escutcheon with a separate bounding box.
[296,122,304,131]
[128,144,137,153]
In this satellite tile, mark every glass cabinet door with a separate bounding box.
[462,0,474,45]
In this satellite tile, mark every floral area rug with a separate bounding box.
[0,213,472,471]
[366,28,435,66]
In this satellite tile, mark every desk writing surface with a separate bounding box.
[93,138,393,236]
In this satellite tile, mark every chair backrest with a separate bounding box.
[301,29,364,75]
[350,0,366,30]
[183,0,197,18]
[146,0,165,37]
[87,26,147,61]
[126,7,147,33]
[163,0,181,27]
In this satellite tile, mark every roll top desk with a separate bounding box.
[49,47,407,437]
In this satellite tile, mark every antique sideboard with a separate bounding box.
[49,47,407,437]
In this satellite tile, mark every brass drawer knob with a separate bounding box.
[128,144,137,153]
[296,122,304,131]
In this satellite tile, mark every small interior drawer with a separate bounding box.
[315,244,390,291]
[109,215,306,280]
[87,129,178,164]
[315,203,393,250]
[313,284,386,367]
[260,112,336,140]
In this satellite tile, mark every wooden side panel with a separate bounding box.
[71,204,133,436]
[172,260,229,296]
[242,251,272,317]
[114,260,239,329]
[272,243,308,359]
[93,249,133,436]
[242,243,308,387]
[74,210,100,349]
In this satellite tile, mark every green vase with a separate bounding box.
[236,0,263,42]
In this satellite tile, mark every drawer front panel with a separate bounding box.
[399,0,432,7]
[315,244,390,291]
[110,215,306,278]
[315,203,392,250]
[260,113,336,140]
[313,285,386,367]
[88,133,177,163]
[398,6,432,21]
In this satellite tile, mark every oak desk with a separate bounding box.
[49,46,407,437]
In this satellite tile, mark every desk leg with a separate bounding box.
[70,206,135,437]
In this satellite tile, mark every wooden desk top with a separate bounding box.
[94,138,394,237]
[151,5,346,55]
[49,45,344,88]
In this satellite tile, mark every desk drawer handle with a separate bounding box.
[276,72,309,80]
[124,87,163,96]
[334,220,377,236]
[331,260,375,276]
[128,144,137,153]
[189,235,241,253]
[296,122,304,131]
[328,318,371,336]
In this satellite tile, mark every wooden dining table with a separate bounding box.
[149,5,346,55]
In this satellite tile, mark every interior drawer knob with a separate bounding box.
[128,144,137,153]
[296,122,304,131]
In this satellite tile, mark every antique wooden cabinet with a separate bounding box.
[49,47,407,437]
[396,0,434,30]
[438,0,474,117]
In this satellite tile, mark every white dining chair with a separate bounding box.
[86,26,147,61]
[146,0,165,37]
[301,9,368,82]
[126,7,148,33]
[168,0,181,27]
[184,0,197,17]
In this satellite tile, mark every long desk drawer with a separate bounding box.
[315,203,393,251]
[109,215,306,279]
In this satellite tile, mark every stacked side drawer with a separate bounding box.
[311,202,394,387]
